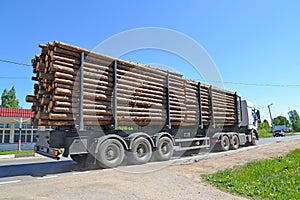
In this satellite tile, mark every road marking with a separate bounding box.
[72,171,91,175]
[0,154,15,159]
[37,175,58,180]
[0,180,21,185]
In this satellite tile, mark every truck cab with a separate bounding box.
[241,100,261,132]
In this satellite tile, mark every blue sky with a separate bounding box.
[0,0,299,122]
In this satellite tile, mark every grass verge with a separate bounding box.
[258,129,273,138]
[285,132,296,137]
[259,130,296,138]
[202,149,300,200]
[0,150,34,155]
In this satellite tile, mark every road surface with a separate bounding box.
[1,134,300,179]
[0,134,299,199]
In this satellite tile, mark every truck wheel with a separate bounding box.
[127,137,152,165]
[230,135,239,150]
[97,139,124,168]
[220,135,230,151]
[251,131,257,145]
[153,137,174,161]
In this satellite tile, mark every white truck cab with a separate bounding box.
[241,100,260,130]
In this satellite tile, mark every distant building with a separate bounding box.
[0,108,52,151]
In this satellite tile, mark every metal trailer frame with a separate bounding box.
[34,53,258,166]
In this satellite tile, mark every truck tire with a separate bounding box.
[127,137,152,165]
[220,135,230,151]
[251,131,257,145]
[153,137,174,161]
[97,139,125,168]
[230,135,239,150]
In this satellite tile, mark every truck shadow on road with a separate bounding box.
[0,144,261,179]
[0,160,79,178]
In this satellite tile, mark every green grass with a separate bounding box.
[259,130,296,138]
[116,126,134,131]
[258,129,273,138]
[202,149,300,200]
[0,150,34,155]
[285,132,296,137]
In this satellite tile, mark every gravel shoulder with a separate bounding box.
[1,139,300,200]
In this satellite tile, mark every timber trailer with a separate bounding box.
[26,41,261,168]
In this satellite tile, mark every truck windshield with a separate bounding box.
[252,109,261,123]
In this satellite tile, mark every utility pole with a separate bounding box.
[14,117,29,151]
[18,117,23,151]
[268,104,275,132]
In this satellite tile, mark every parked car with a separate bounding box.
[273,130,285,137]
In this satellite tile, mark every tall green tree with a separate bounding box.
[273,116,290,127]
[288,110,300,131]
[1,87,19,108]
[1,89,8,108]
[259,119,270,131]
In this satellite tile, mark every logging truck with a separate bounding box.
[27,41,261,168]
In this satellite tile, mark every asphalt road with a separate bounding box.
[0,134,300,185]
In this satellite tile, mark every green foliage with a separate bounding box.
[273,116,290,127]
[259,119,270,130]
[0,89,8,108]
[0,150,34,155]
[116,126,134,131]
[202,149,300,200]
[258,128,273,138]
[1,86,19,108]
[258,119,272,138]
[288,110,300,132]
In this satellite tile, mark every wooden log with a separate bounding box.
[212,94,235,102]
[83,109,112,115]
[52,59,80,69]
[50,55,81,65]
[26,95,36,103]
[49,113,75,121]
[38,120,75,126]
[39,73,54,81]
[213,100,235,108]
[28,41,243,128]
[212,87,235,95]
[54,78,74,86]
[52,44,184,86]
[54,71,76,81]
[53,41,183,77]
[51,95,72,102]
[41,97,50,105]
[36,112,49,120]
[51,63,78,75]
[54,101,73,107]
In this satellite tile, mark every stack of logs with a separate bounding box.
[26,41,237,127]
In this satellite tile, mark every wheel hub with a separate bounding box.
[106,147,116,160]
[137,145,145,157]
[161,144,168,154]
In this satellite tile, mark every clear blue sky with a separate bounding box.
[0,0,299,122]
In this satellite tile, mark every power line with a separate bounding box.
[0,59,31,67]
[195,79,300,88]
[0,58,299,88]
[0,59,31,80]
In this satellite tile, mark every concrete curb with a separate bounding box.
[0,153,42,160]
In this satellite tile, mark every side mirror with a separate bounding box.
[256,110,261,122]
